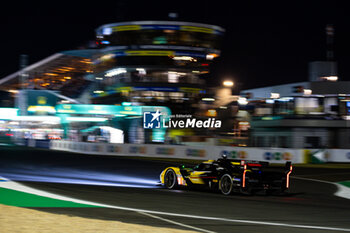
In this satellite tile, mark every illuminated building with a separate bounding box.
[239,74,350,149]
[0,21,224,113]
[0,50,95,100]
[238,24,350,149]
[92,21,225,114]
[0,21,224,143]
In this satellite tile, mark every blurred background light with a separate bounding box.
[202,98,215,102]
[303,89,312,95]
[223,80,234,87]
[66,117,108,122]
[237,97,248,105]
[270,93,280,99]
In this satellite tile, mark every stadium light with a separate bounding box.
[303,89,312,95]
[223,80,234,87]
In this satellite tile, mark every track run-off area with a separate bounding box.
[1,144,350,233]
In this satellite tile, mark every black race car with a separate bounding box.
[160,157,293,195]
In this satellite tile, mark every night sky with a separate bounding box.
[1,0,349,91]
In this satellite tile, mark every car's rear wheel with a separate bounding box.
[220,174,233,195]
[164,169,177,189]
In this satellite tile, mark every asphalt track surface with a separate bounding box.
[1,145,350,233]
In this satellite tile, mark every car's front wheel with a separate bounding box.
[220,174,233,195]
[164,169,178,189]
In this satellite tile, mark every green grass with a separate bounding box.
[338,181,350,188]
[0,187,98,208]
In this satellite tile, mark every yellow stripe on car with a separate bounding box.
[160,167,184,185]
[231,162,241,165]
[180,26,214,34]
[188,171,208,184]
[125,50,175,56]
[113,25,141,31]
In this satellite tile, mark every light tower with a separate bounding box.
[326,24,335,61]
[308,24,338,82]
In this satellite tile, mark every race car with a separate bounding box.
[160,156,293,195]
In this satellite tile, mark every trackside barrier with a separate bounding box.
[326,149,350,162]
[50,140,307,164]
[302,149,350,163]
[14,139,51,149]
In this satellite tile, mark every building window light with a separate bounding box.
[168,72,179,83]
[238,97,248,105]
[136,68,146,75]
[206,53,218,60]
[105,68,127,77]
[303,89,312,95]
[321,76,338,81]
[172,56,197,62]
[206,109,217,117]
[223,80,234,87]
[270,93,280,99]
[202,98,215,102]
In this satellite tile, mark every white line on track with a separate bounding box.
[138,211,216,233]
[292,176,350,200]
[1,179,350,232]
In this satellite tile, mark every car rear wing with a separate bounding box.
[228,159,292,173]
[233,160,270,168]
[239,160,293,189]
[232,159,292,168]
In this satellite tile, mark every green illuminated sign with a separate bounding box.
[55,104,171,117]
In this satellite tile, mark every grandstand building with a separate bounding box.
[92,21,225,114]
[0,50,96,104]
[0,21,225,143]
[0,21,225,115]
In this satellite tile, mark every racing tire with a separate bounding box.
[220,174,233,195]
[164,169,178,189]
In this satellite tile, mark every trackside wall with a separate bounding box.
[50,140,306,164]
